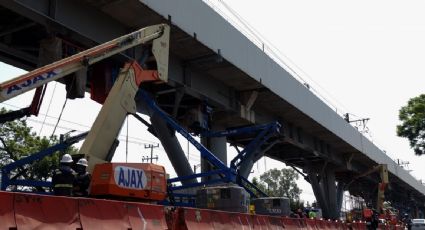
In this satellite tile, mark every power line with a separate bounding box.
[208,0,353,115]
[39,82,57,134]
[0,102,159,145]
[143,144,160,163]
[51,97,68,136]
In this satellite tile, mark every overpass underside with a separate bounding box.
[0,0,424,219]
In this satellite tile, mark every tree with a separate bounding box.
[0,108,78,191]
[397,94,425,155]
[252,168,304,210]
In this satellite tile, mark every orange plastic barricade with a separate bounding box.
[14,193,80,230]
[229,212,252,230]
[0,192,16,230]
[357,222,367,230]
[253,215,269,230]
[315,219,327,230]
[305,218,317,230]
[267,216,285,230]
[282,217,303,230]
[78,198,131,230]
[209,210,236,229]
[351,221,366,230]
[182,208,215,229]
[325,220,334,230]
[126,202,168,229]
[333,221,345,230]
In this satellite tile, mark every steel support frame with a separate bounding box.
[0,132,88,191]
[137,89,266,199]
[202,121,281,178]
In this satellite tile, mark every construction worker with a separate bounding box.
[308,209,317,219]
[52,154,76,196]
[403,213,412,230]
[73,158,91,197]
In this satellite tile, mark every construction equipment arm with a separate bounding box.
[346,164,388,212]
[0,24,169,102]
[77,25,170,171]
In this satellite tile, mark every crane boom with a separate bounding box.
[0,24,169,102]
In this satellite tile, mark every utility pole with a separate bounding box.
[193,163,201,173]
[144,144,159,163]
[395,158,410,169]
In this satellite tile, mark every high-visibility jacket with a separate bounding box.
[52,167,76,196]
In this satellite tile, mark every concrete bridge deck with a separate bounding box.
[0,0,423,217]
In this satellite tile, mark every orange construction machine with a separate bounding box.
[91,163,167,201]
[0,24,170,202]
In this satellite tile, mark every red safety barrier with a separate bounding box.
[209,210,236,229]
[0,192,16,230]
[182,208,215,229]
[358,222,367,230]
[333,221,345,230]
[14,193,80,230]
[267,216,285,230]
[315,219,327,230]
[325,220,334,230]
[251,215,269,229]
[229,212,252,230]
[126,202,168,230]
[305,218,317,230]
[351,221,367,230]
[78,198,131,229]
[350,222,358,230]
[283,217,305,230]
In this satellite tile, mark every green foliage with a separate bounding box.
[0,108,78,191]
[252,168,303,210]
[397,94,425,155]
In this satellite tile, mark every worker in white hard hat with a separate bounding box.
[51,154,76,196]
[73,158,91,197]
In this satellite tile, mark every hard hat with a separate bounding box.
[60,154,73,163]
[77,158,88,167]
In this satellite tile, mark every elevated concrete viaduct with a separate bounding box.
[0,0,424,218]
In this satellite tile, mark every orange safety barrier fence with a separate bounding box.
[351,221,367,230]
[0,191,384,230]
[283,217,305,230]
[330,221,339,230]
[14,193,81,230]
[267,216,285,230]
[182,208,215,229]
[358,222,367,230]
[229,212,252,230]
[252,215,270,229]
[127,202,168,230]
[78,198,131,230]
[0,192,16,230]
[209,210,236,229]
[334,221,346,230]
[325,220,334,230]
[315,219,327,230]
[305,218,318,230]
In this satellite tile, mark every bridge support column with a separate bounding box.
[306,162,340,219]
[336,182,345,215]
[201,124,227,182]
[149,112,197,185]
